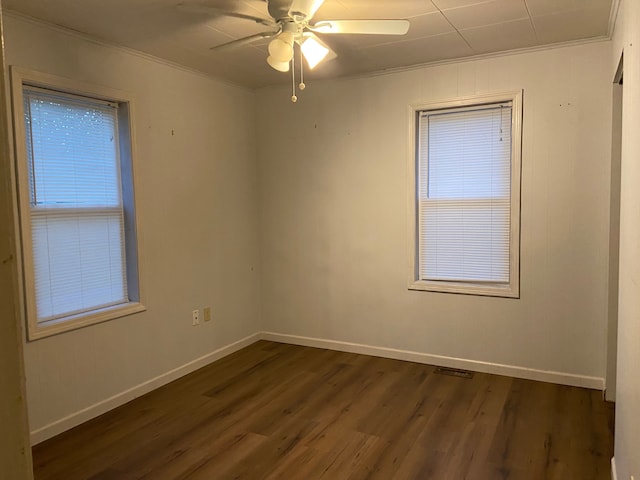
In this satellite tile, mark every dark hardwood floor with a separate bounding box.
[32,341,614,480]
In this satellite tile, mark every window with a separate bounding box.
[11,68,144,339]
[408,92,522,297]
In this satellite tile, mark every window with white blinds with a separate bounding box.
[24,88,128,323]
[12,68,144,340]
[410,93,521,297]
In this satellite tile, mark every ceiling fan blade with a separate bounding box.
[210,31,280,51]
[309,19,410,35]
[177,2,276,27]
[288,0,325,20]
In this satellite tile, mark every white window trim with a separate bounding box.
[10,67,146,340]
[407,91,522,298]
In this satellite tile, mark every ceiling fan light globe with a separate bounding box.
[268,38,294,63]
[279,32,295,45]
[267,55,290,72]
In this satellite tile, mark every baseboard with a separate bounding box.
[612,457,617,480]
[30,332,261,445]
[30,330,605,445]
[260,332,605,390]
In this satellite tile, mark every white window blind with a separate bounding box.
[418,103,512,283]
[23,87,128,324]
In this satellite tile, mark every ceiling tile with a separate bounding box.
[240,0,272,17]
[441,0,529,30]
[200,14,273,39]
[171,0,276,44]
[137,24,232,52]
[432,0,492,9]
[532,5,610,44]
[524,0,612,17]
[312,1,355,21]
[108,7,209,47]
[460,18,537,54]
[406,11,456,37]
[134,43,264,86]
[356,31,474,70]
[336,0,438,19]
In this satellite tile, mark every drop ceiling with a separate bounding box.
[3,0,614,89]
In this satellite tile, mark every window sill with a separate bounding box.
[27,302,146,341]
[408,280,519,299]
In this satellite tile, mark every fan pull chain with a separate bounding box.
[291,49,298,103]
[299,46,306,91]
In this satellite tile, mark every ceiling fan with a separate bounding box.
[178,0,410,101]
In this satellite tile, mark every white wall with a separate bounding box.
[611,1,640,478]
[257,42,613,386]
[4,14,261,440]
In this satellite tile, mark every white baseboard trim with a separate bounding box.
[612,457,617,480]
[30,332,261,445]
[260,332,605,390]
[30,330,605,445]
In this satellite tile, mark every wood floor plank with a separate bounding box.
[32,341,614,480]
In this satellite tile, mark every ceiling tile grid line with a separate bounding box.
[428,0,475,53]
[522,0,540,40]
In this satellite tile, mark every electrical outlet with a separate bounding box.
[203,306,212,322]
[192,309,200,326]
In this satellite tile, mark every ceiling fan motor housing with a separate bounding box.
[267,0,292,21]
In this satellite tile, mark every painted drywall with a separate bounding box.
[257,41,613,384]
[0,6,33,479]
[4,14,262,438]
[611,1,640,478]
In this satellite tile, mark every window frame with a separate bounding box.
[407,91,522,298]
[11,67,145,340]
